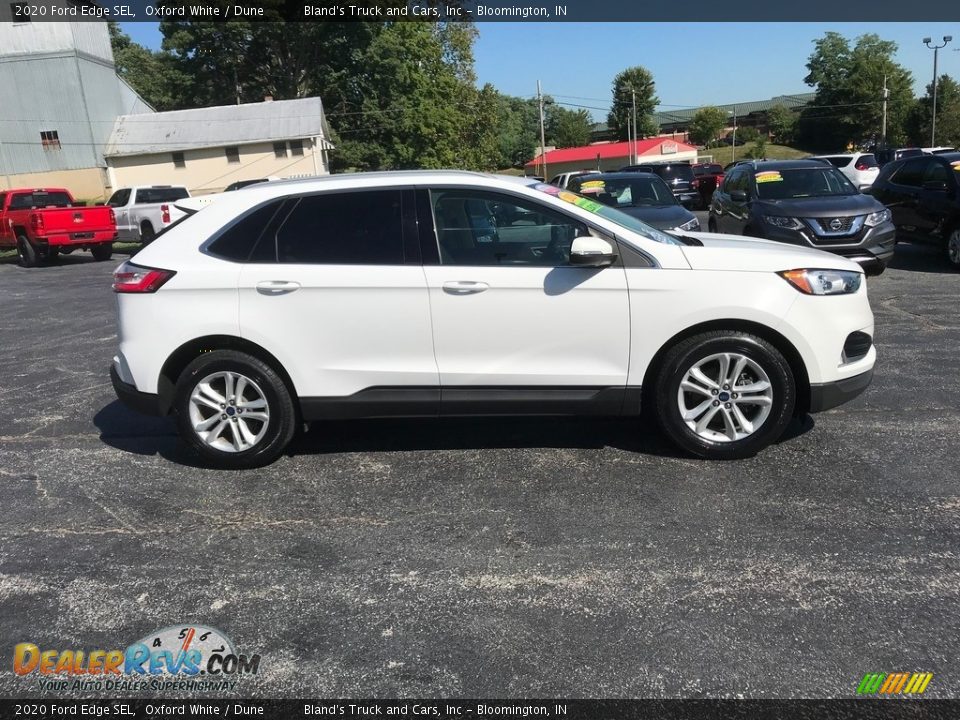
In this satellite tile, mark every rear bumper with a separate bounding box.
[110,364,162,416]
[41,230,117,247]
[808,368,874,412]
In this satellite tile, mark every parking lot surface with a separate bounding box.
[1,242,959,699]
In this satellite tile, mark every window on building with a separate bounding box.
[40,130,61,150]
[289,139,305,156]
[225,146,240,164]
[172,152,186,168]
[273,142,288,159]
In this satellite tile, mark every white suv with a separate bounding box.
[110,171,876,468]
[811,153,880,190]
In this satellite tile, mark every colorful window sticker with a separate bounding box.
[579,180,606,194]
[755,171,783,183]
[951,161,960,171]
[535,183,560,194]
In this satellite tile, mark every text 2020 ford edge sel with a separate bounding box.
[111,171,876,468]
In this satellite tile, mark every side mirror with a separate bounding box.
[730,189,749,203]
[922,180,949,192]
[570,236,617,268]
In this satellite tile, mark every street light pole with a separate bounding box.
[923,35,953,147]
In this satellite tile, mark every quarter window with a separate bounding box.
[107,189,131,207]
[276,190,405,265]
[431,189,587,266]
[207,200,287,263]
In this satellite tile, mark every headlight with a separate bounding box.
[764,215,804,230]
[864,208,891,227]
[779,269,862,295]
[677,217,700,231]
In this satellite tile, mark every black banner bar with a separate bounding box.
[1,700,960,720]
[2,0,960,22]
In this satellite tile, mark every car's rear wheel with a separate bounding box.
[141,222,156,245]
[946,227,960,270]
[90,244,113,261]
[174,350,297,469]
[16,235,38,268]
[654,331,796,459]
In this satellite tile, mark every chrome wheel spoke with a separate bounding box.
[720,407,738,441]
[187,370,271,453]
[736,394,772,407]
[695,404,722,433]
[728,355,747,386]
[681,379,713,397]
[732,404,754,435]
[683,397,714,421]
[689,367,719,390]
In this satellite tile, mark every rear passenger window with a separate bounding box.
[276,190,404,265]
[207,200,286,262]
[891,159,928,187]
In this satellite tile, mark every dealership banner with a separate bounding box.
[1,700,959,719]
[2,0,960,22]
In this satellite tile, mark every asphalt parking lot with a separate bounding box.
[1,239,959,700]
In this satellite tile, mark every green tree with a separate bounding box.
[494,94,541,168]
[767,104,797,145]
[608,66,659,141]
[546,105,593,148]
[686,106,727,146]
[108,22,186,110]
[798,32,914,151]
[906,75,960,147]
[746,137,768,159]
[737,126,760,143]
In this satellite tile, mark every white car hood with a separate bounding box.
[676,232,863,273]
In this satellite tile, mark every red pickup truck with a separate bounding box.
[0,188,117,267]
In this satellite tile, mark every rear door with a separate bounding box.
[420,185,630,413]
[915,160,958,235]
[236,188,439,412]
[883,158,928,233]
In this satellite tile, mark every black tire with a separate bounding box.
[45,247,60,262]
[16,234,38,268]
[946,226,960,270]
[707,218,718,233]
[140,222,156,245]
[653,331,796,460]
[90,244,113,262]
[173,350,297,469]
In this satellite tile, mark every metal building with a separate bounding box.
[0,21,153,199]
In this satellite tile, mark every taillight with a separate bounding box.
[691,178,700,189]
[112,261,176,293]
[161,204,171,224]
[30,212,44,233]
[109,207,116,224]
[855,163,868,171]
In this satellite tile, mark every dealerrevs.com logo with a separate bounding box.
[14,625,261,693]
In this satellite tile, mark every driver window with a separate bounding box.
[430,189,587,267]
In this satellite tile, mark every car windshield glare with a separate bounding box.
[533,183,682,245]
[754,168,858,200]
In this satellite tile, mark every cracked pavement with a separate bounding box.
[0,240,958,699]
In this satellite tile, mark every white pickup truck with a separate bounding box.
[107,186,191,244]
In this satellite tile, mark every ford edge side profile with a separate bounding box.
[110,171,876,468]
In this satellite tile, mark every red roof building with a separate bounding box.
[525,138,699,178]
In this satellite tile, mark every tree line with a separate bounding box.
[110,24,960,173]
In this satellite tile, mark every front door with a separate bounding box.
[420,187,631,414]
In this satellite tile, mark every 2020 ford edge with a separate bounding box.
[110,171,876,468]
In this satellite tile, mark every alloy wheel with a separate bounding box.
[187,371,270,453]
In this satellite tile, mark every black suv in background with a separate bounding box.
[868,152,960,269]
[620,161,698,208]
[708,159,896,275]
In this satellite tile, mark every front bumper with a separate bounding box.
[110,364,162,416]
[808,368,874,412]
[757,220,895,274]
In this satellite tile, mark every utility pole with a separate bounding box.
[881,74,888,148]
[923,35,953,147]
[537,80,547,180]
[731,105,738,163]
[631,88,638,164]
[626,114,632,165]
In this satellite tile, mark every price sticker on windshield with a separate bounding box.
[755,171,783,183]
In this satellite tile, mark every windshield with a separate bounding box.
[754,168,858,200]
[533,183,682,245]
[574,176,677,208]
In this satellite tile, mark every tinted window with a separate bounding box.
[571,176,676,207]
[207,200,287,262]
[824,156,852,168]
[754,168,856,199]
[276,190,404,265]
[653,165,694,182]
[857,154,878,168]
[9,191,72,209]
[432,189,587,266]
[724,169,747,194]
[136,187,189,204]
[891,159,929,188]
[108,189,131,207]
[923,162,951,184]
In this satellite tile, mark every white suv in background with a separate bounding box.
[811,153,880,190]
[111,171,876,468]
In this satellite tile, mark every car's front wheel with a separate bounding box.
[174,350,297,469]
[947,226,960,270]
[653,331,796,459]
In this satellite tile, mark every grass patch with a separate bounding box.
[700,144,812,165]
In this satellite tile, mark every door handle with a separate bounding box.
[442,281,489,295]
[256,280,301,295]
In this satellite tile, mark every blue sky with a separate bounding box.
[122,22,960,119]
